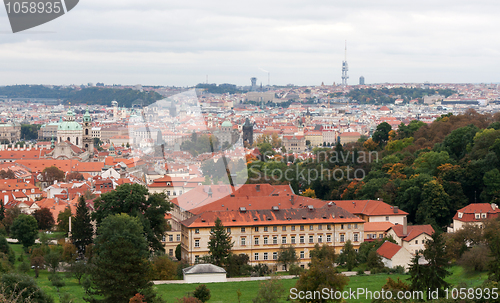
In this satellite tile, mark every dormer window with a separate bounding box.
[482,213,487,219]
[167,182,171,186]
[475,213,480,219]
[458,212,463,219]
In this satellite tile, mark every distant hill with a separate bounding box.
[0,85,163,107]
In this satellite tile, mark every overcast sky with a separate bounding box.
[0,0,499,87]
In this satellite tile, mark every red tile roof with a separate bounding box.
[453,203,500,222]
[377,241,402,259]
[388,224,434,242]
[364,222,394,232]
[335,200,408,217]
[182,206,364,228]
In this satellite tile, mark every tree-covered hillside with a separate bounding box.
[247,109,500,231]
[0,85,163,107]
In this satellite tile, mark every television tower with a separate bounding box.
[341,40,349,86]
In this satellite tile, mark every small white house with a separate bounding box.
[182,264,227,283]
[376,241,413,270]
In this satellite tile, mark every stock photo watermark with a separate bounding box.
[3,0,79,33]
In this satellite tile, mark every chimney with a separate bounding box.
[290,195,295,205]
[256,185,260,192]
[393,206,399,213]
[403,216,407,235]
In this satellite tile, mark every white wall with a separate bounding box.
[183,273,227,283]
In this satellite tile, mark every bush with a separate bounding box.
[193,284,211,302]
[48,274,65,291]
[176,260,190,279]
[357,269,365,275]
[152,255,177,280]
[458,244,491,272]
[252,275,284,303]
[0,273,54,303]
[17,261,30,273]
[289,264,304,277]
[390,265,406,274]
[0,235,15,264]
[252,264,269,277]
[370,267,390,274]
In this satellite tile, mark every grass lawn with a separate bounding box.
[7,242,489,303]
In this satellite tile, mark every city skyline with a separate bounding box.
[0,0,499,86]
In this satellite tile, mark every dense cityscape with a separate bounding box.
[0,79,499,302]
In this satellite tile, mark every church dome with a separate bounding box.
[221,121,232,127]
[58,121,82,131]
[58,108,82,131]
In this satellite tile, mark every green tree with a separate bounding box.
[0,235,15,264]
[66,260,87,284]
[481,168,500,203]
[71,196,94,256]
[372,122,392,145]
[397,120,425,139]
[193,284,211,303]
[175,244,182,261]
[207,218,233,267]
[408,232,450,297]
[32,207,55,231]
[366,250,384,270]
[11,214,38,249]
[84,214,162,303]
[0,202,5,223]
[92,184,171,253]
[20,124,41,140]
[337,240,357,271]
[413,151,452,177]
[436,124,479,160]
[57,207,73,235]
[44,249,62,274]
[42,166,65,184]
[30,247,45,278]
[294,246,348,303]
[417,179,452,228]
[484,219,500,281]
[277,245,297,272]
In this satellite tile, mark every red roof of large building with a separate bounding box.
[377,241,402,259]
[182,204,364,228]
[171,184,294,211]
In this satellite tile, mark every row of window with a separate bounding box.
[240,233,359,246]
[163,234,181,242]
[193,223,360,234]
[166,191,182,196]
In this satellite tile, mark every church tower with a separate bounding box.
[82,109,94,157]
[242,118,253,147]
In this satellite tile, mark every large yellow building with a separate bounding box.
[170,184,365,270]
[165,184,412,271]
[180,206,364,270]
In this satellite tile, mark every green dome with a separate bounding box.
[221,121,232,127]
[83,109,91,122]
[58,121,82,131]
